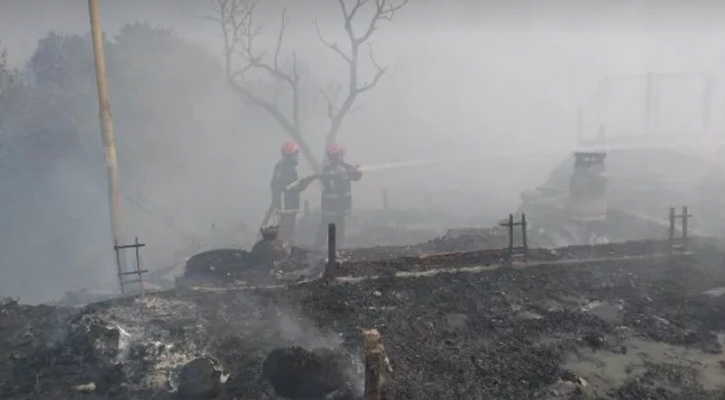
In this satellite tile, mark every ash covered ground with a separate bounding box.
[3,241,725,400]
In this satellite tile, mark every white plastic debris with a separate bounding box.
[704,287,725,297]
[72,382,96,393]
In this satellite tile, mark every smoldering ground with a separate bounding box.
[5,239,725,399]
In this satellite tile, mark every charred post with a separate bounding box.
[682,206,689,243]
[499,214,529,263]
[134,237,144,297]
[669,207,676,244]
[508,214,514,256]
[667,206,693,252]
[326,223,337,280]
[521,213,528,262]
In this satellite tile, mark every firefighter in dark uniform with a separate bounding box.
[312,143,362,253]
[269,141,315,242]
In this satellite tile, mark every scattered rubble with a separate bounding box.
[2,239,725,399]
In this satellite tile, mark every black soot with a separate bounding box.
[262,346,349,399]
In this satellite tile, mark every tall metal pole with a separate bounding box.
[88,0,127,277]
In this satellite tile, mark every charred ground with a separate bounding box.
[2,240,725,399]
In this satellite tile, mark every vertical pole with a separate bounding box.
[382,188,389,210]
[134,237,144,297]
[521,213,528,262]
[668,207,675,245]
[508,214,514,256]
[88,0,127,276]
[114,242,124,294]
[682,206,689,243]
[303,200,310,217]
[326,223,337,280]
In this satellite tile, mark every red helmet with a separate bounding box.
[280,141,300,156]
[326,143,345,157]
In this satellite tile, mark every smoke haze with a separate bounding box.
[0,0,723,303]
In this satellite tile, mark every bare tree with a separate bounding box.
[209,0,318,170]
[210,0,408,172]
[317,0,408,148]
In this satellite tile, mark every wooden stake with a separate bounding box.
[521,213,528,262]
[508,214,514,256]
[88,0,127,279]
[668,207,676,245]
[325,223,337,281]
[363,329,391,400]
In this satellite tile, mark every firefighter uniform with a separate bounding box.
[312,144,362,252]
[269,142,313,242]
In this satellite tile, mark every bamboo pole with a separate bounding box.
[88,0,127,278]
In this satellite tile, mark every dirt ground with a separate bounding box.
[2,241,725,400]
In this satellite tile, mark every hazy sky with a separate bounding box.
[3,0,725,213]
[3,0,725,302]
[3,0,725,221]
[3,0,725,63]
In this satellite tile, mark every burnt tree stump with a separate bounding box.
[363,329,392,400]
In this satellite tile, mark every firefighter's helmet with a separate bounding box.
[326,143,345,157]
[281,141,300,156]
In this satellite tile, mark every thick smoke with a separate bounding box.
[1,0,724,303]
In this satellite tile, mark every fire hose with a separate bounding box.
[261,149,564,225]
[259,140,712,229]
[343,140,716,174]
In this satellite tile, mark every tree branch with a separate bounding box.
[315,21,351,64]
[320,89,335,119]
[272,9,287,74]
[358,44,386,93]
[321,0,408,145]
[211,0,319,171]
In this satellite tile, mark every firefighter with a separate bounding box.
[268,141,315,242]
[312,143,362,253]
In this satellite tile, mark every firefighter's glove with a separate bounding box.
[297,175,316,190]
[348,165,363,181]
